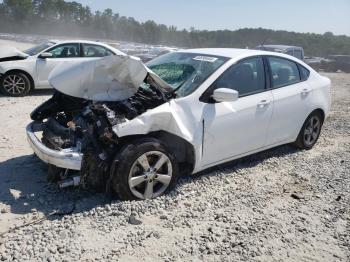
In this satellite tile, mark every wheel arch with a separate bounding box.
[293,107,326,143]
[293,107,325,149]
[3,69,35,90]
[117,131,196,175]
[310,108,325,123]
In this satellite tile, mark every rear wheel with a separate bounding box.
[0,72,31,96]
[294,111,323,150]
[111,138,179,200]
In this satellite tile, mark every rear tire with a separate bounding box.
[0,72,31,96]
[111,138,179,200]
[294,111,323,150]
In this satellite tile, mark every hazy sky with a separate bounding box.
[74,0,350,36]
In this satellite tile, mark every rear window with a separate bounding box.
[83,44,114,57]
[299,65,310,81]
[268,57,301,88]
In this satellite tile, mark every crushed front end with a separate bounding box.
[27,77,168,191]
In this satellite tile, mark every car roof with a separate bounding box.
[47,39,124,55]
[181,48,292,59]
[256,45,303,51]
[49,39,112,46]
[182,48,261,58]
[178,48,312,70]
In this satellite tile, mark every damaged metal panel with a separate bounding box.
[46,51,209,171]
[112,98,205,171]
[49,55,146,101]
[0,46,28,61]
[49,54,172,101]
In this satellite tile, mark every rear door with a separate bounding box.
[265,56,312,145]
[201,56,274,166]
[36,43,82,87]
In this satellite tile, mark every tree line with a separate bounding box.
[0,0,350,56]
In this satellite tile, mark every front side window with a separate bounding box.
[268,57,300,88]
[83,44,114,57]
[46,43,80,58]
[147,52,228,97]
[213,56,265,97]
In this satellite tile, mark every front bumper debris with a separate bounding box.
[26,121,83,170]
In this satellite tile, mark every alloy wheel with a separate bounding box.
[3,74,26,95]
[303,116,321,147]
[128,151,173,199]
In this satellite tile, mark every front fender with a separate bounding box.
[112,102,194,143]
[111,99,205,172]
[0,60,35,79]
[0,65,5,75]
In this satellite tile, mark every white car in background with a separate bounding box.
[0,40,123,96]
[27,48,331,200]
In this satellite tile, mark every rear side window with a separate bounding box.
[268,57,300,88]
[214,56,265,97]
[299,65,310,81]
[83,44,114,57]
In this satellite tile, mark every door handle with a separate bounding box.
[257,99,271,107]
[301,88,311,95]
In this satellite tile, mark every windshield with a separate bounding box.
[146,52,229,97]
[24,41,56,56]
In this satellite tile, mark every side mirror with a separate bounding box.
[212,88,239,102]
[39,52,53,59]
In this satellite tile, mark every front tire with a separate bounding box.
[294,111,323,150]
[0,72,31,96]
[111,138,179,200]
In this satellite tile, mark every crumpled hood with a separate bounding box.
[0,46,28,60]
[49,53,171,101]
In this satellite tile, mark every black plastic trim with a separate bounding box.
[0,56,27,62]
[297,63,310,81]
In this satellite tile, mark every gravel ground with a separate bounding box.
[0,72,349,262]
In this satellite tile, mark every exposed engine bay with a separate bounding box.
[31,75,169,191]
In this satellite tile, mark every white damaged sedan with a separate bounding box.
[0,40,122,96]
[26,48,331,200]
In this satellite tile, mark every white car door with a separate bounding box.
[201,56,274,167]
[36,43,82,87]
[265,56,312,145]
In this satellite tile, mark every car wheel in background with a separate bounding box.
[294,111,324,150]
[0,72,31,96]
[111,138,179,200]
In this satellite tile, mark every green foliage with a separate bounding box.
[3,0,33,22]
[0,0,349,56]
